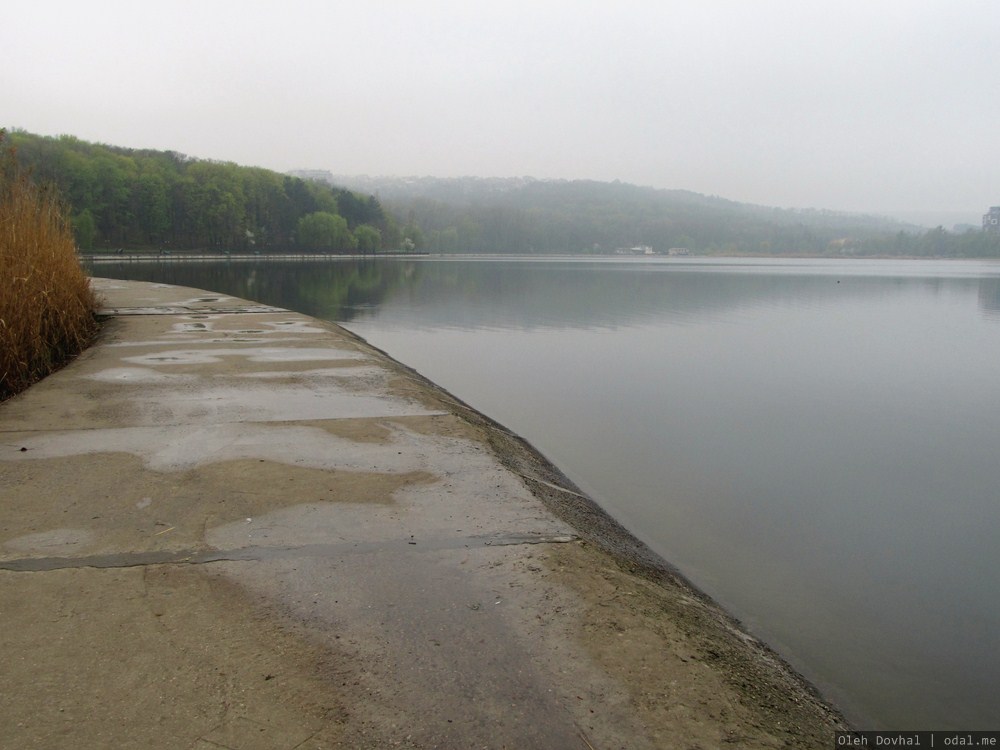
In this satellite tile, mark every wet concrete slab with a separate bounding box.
[0,279,596,748]
[0,278,846,749]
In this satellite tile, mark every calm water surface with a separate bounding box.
[93,256,1000,729]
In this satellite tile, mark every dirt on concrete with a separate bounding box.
[0,279,848,749]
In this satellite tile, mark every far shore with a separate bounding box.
[82,249,997,263]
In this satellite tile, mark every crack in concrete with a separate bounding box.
[0,533,579,572]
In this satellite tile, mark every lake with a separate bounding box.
[90,255,1000,730]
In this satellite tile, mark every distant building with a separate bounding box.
[984,206,1000,233]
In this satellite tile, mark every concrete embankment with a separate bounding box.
[0,278,847,749]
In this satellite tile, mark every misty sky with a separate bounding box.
[4,1,998,225]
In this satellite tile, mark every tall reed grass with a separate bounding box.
[1,132,98,400]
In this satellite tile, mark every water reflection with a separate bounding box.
[978,278,1000,318]
[86,259,407,323]
[87,256,1000,328]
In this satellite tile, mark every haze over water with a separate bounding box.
[95,256,1000,729]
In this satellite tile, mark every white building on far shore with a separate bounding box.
[984,206,1000,233]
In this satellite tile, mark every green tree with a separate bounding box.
[402,222,424,250]
[381,213,402,249]
[297,211,356,251]
[336,190,384,227]
[353,224,382,253]
[135,172,170,243]
[92,153,136,244]
[6,130,391,253]
[439,226,459,253]
[72,209,97,250]
[284,177,320,217]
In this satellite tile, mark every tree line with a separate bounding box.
[9,128,998,258]
[6,130,401,253]
[336,175,1000,258]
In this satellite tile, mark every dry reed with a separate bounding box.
[1,133,98,400]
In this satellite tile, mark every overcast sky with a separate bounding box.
[3,1,997,225]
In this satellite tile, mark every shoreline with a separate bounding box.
[340,316,852,730]
[83,250,1000,264]
[0,278,848,748]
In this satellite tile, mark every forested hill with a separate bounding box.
[8,128,998,257]
[333,174,1000,257]
[5,130,394,253]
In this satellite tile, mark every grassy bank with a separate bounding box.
[1,133,98,400]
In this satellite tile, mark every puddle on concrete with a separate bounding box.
[172,321,212,333]
[205,496,570,551]
[167,295,288,313]
[107,336,312,348]
[122,347,366,365]
[203,431,573,550]
[6,423,455,473]
[131,383,437,423]
[105,304,286,315]
[82,367,197,384]
[261,321,326,334]
[99,306,197,316]
[4,424,570,546]
[175,296,231,306]
[231,366,385,380]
